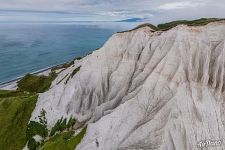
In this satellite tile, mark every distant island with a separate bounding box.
[116,17,147,22]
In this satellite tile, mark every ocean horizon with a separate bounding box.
[0,22,140,84]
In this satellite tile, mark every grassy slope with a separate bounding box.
[0,71,58,150]
[118,18,225,33]
[0,90,38,150]
[157,18,224,30]
[0,63,84,149]
[40,126,87,150]
[17,72,57,93]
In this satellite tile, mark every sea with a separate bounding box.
[0,22,140,84]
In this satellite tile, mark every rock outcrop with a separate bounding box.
[31,21,225,150]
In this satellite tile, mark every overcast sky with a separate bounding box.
[0,0,224,24]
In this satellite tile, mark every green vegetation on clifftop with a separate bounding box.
[157,18,224,30]
[17,72,57,93]
[51,56,83,72]
[117,23,159,33]
[118,18,225,33]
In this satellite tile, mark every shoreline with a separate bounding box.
[0,66,51,85]
[0,62,68,90]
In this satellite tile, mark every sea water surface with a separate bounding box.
[0,22,139,84]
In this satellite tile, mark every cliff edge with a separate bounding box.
[31,20,225,150]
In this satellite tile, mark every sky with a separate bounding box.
[0,0,224,24]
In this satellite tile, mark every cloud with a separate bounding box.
[95,11,130,17]
[0,0,224,23]
[157,1,203,10]
[95,10,155,19]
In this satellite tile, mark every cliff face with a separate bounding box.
[31,21,225,150]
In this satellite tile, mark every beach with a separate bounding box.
[0,67,52,90]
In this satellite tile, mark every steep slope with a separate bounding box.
[31,21,225,150]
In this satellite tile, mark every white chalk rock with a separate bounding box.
[31,21,225,150]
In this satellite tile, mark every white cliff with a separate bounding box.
[31,21,225,150]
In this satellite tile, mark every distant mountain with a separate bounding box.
[116,17,146,22]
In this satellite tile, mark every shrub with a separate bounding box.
[27,138,40,150]
[67,117,76,129]
[50,117,76,137]
[39,108,47,125]
[26,121,48,140]
[50,118,66,136]
[26,109,48,150]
